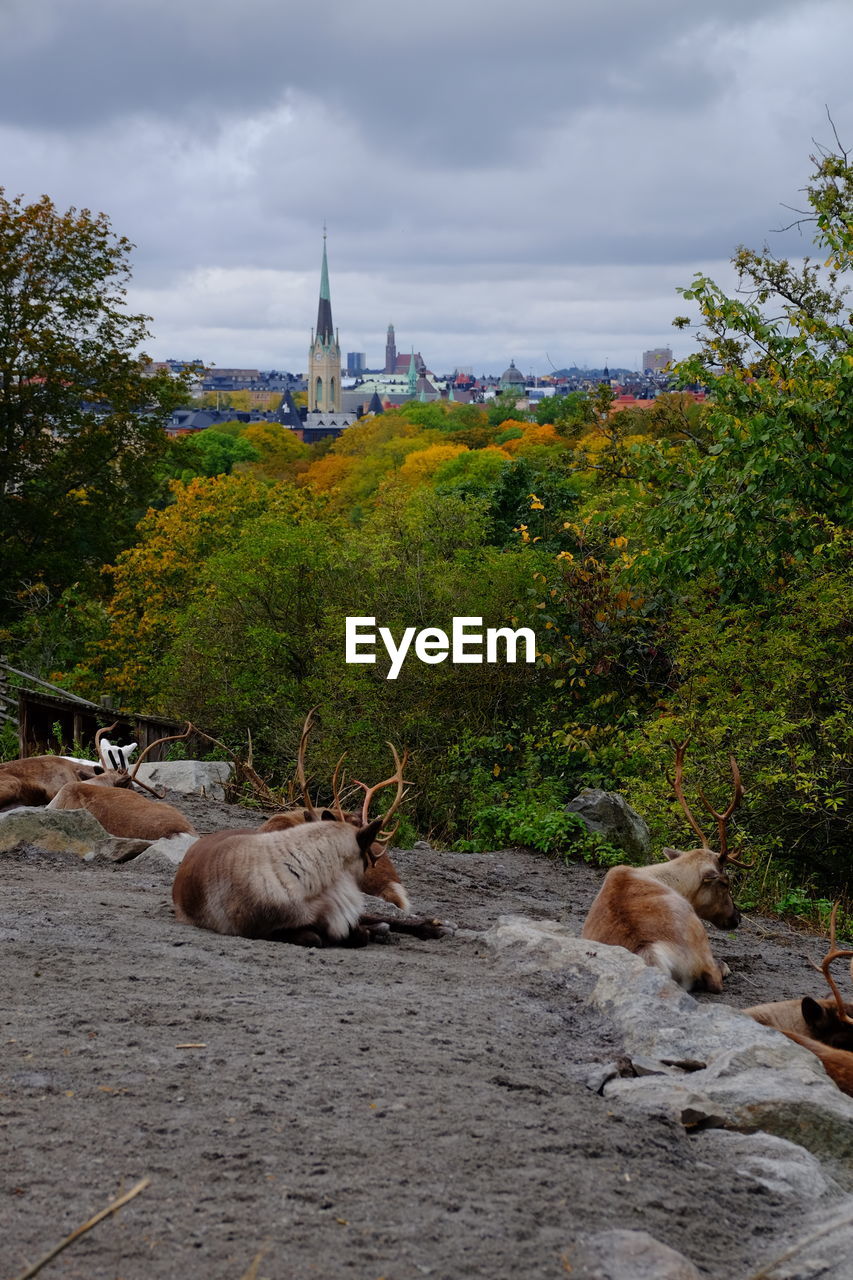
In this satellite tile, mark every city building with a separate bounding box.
[304,234,355,437]
[642,347,673,373]
[347,352,366,375]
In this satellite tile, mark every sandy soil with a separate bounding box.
[0,791,842,1280]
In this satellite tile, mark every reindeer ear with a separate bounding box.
[302,808,316,822]
[356,818,383,852]
[801,996,824,1030]
[661,847,683,861]
[320,809,338,822]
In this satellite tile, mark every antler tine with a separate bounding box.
[130,724,193,777]
[355,744,411,828]
[331,752,348,820]
[814,902,853,1027]
[669,737,709,849]
[295,707,319,818]
[94,722,120,771]
[696,754,744,860]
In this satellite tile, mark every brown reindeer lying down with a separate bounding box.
[174,714,446,947]
[581,741,745,992]
[745,904,853,1097]
[0,755,101,809]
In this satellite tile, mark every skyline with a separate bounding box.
[2,1,851,374]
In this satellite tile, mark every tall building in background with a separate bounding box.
[308,233,342,412]
[642,347,673,373]
[385,324,397,373]
[347,352,366,375]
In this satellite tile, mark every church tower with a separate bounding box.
[385,323,397,374]
[308,233,341,413]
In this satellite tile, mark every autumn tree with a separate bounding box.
[0,189,189,620]
[646,137,853,593]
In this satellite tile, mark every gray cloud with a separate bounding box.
[1,0,851,372]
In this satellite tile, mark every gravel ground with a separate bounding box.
[1,791,843,1280]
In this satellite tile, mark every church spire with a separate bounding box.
[316,228,334,344]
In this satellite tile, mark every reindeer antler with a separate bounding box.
[95,722,120,772]
[669,737,710,848]
[352,744,411,844]
[295,707,319,818]
[669,739,752,868]
[330,752,348,820]
[128,721,192,778]
[811,902,853,1027]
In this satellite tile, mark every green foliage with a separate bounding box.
[163,429,261,481]
[455,798,587,856]
[650,143,853,596]
[0,188,191,622]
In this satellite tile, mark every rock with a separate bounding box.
[570,1229,701,1279]
[132,760,232,799]
[0,806,112,859]
[694,1130,840,1201]
[128,832,198,869]
[100,836,155,863]
[565,788,651,859]
[486,917,853,1173]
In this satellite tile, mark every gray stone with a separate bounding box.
[0,806,111,859]
[486,917,853,1172]
[565,788,651,859]
[570,1229,701,1280]
[128,832,198,869]
[100,836,155,863]
[694,1130,840,1201]
[133,760,232,799]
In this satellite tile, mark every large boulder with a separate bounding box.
[0,806,148,862]
[0,806,108,858]
[132,760,232,800]
[565,788,651,859]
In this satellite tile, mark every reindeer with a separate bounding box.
[581,740,745,992]
[0,754,101,810]
[47,726,197,840]
[173,714,445,947]
[745,904,853,1096]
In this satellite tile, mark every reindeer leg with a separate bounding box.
[359,912,450,940]
[266,926,327,947]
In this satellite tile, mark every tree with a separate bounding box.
[164,429,261,481]
[645,137,853,594]
[0,189,189,620]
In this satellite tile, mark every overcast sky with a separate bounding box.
[2,0,851,375]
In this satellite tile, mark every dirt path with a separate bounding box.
[0,793,842,1279]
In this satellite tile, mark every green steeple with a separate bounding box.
[315,231,334,344]
[407,351,417,396]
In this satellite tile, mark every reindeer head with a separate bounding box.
[804,903,853,1048]
[664,738,749,930]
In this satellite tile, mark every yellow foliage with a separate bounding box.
[397,443,469,486]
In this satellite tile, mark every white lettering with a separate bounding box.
[345,617,540,677]
[452,616,483,664]
[345,617,377,663]
[414,628,449,664]
[486,626,537,664]
[379,626,417,680]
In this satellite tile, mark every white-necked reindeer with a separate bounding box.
[581,740,745,991]
[173,713,444,947]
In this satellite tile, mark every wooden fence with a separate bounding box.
[0,659,191,761]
